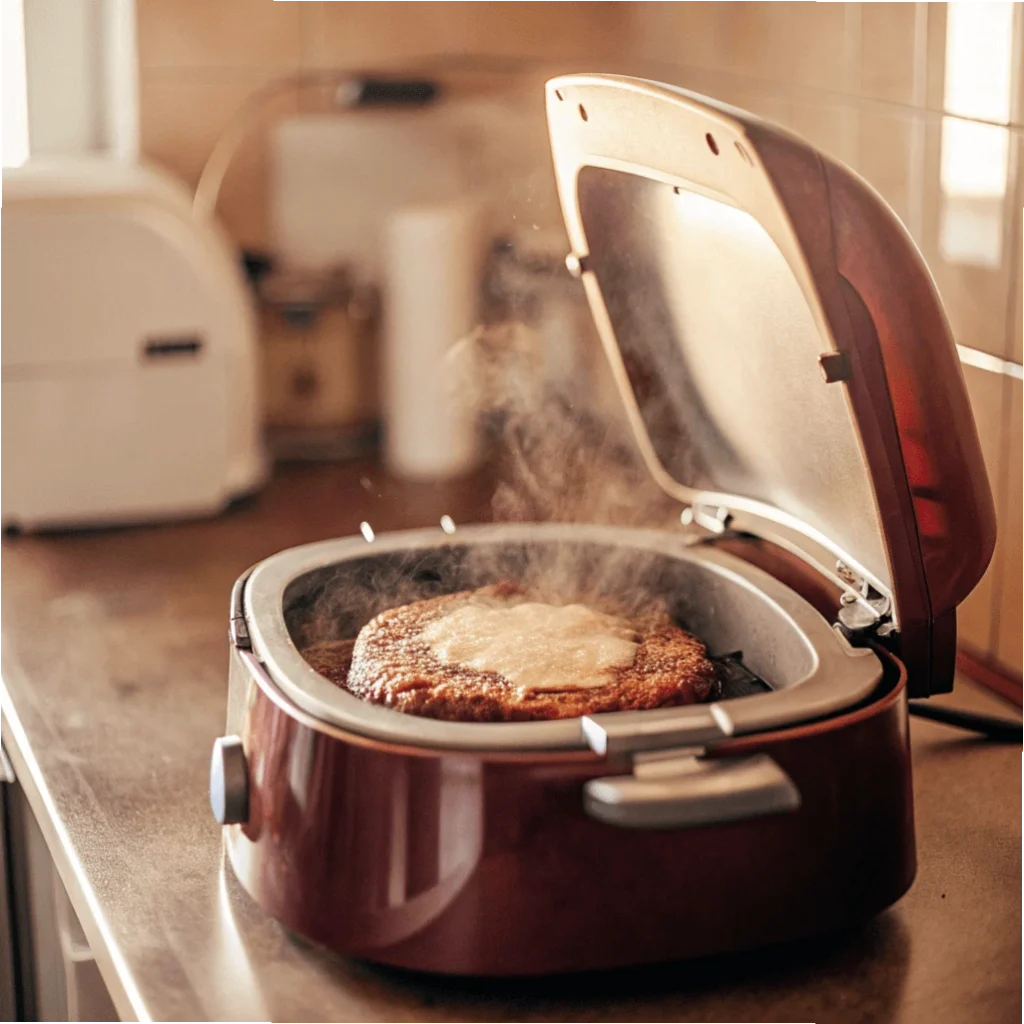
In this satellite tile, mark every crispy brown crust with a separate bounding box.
[301,585,720,723]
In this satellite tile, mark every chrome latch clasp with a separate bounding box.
[835,561,893,643]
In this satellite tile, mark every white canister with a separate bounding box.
[382,201,484,480]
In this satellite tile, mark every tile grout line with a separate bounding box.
[621,48,1024,130]
[986,372,1018,657]
[840,1,862,168]
[905,2,930,242]
[987,123,1019,655]
[986,25,1024,656]
[297,0,322,79]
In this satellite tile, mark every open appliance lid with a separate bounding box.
[545,75,996,695]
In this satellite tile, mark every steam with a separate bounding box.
[294,320,687,649]
[451,321,682,621]
[450,320,675,528]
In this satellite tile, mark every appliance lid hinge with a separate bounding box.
[835,561,893,644]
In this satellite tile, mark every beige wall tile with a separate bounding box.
[306,2,626,68]
[855,112,913,227]
[859,3,920,105]
[137,0,302,70]
[139,74,297,250]
[631,2,853,93]
[457,1,626,60]
[923,1,947,111]
[995,378,1022,671]
[718,3,852,92]
[786,99,848,161]
[305,1,458,68]
[724,88,793,128]
[917,118,1011,360]
[677,66,757,101]
[132,0,624,74]
[957,364,1008,653]
[626,2,727,69]
[931,262,1016,359]
[141,76,250,181]
[1011,136,1024,365]
[297,1,324,70]
[629,0,1010,120]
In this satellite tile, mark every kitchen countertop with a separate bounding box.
[1,463,1020,1023]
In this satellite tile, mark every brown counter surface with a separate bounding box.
[1,463,1020,1023]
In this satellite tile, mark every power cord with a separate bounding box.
[908,701,1023,743]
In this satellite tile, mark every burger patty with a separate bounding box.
[300,583,720,723]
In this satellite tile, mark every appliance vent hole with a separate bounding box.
[705,132,719,155]
[555,89,564,101]
[578,103,588,122]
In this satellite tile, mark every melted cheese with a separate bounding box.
[420,600,638,693]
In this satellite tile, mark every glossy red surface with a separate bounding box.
[824,156,997,620]
[735,123,995,696]
[225,648,914,975]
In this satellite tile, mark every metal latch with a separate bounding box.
[835,561,893,644]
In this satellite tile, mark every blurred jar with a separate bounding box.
[259,267,380,461]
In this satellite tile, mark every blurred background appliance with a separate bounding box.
[193,71,597,477]
[195,74,474,471]
[1,157,266,531]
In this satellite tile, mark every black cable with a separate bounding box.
[908,701,1023,743]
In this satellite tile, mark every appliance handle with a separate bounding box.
[583,753,800,829]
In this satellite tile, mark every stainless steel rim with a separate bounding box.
[241,523,881,753]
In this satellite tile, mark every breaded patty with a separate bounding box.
[301,584,719,723]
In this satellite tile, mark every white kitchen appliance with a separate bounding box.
[1,158,267,530]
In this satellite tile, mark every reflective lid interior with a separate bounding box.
[546,75,893,601]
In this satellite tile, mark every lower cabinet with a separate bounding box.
[1,754,119,1022]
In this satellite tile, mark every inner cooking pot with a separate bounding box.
[239,523,881,752]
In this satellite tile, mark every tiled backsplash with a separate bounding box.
[136,1,627,248]
[136,1,1022,678]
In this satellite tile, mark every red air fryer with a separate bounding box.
[210,75,995,975]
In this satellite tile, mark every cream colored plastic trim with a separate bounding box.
[546,74,894,606]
